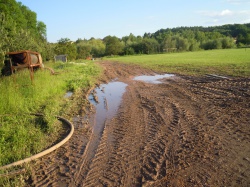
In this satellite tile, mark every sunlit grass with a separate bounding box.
[106,48,250,77]
[0,61,101,168]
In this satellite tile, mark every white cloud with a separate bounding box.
[226,0,250,4]
[243,18,250,23]
[239,10,250,14]
[198,9,234,17]
[198,9,250,18]
[220,9,233,16]
[197,9,250,26]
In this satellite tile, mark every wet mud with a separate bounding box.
[28,61,250,187]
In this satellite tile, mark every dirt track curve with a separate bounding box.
[28,61,250,187]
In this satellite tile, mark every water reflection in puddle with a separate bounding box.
[134,74,174,84]
[88,74,174,129]
[64,91,73,98]
[88,81,127,133]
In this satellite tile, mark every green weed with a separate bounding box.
[0,61,101,168]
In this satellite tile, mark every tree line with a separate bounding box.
[1,0,250,63]
[56,23,250,60]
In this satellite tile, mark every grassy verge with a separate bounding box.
[105,48,250,77]
[0,61,101,168]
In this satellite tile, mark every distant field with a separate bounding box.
[106,49,250,77]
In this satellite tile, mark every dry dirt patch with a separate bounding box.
[28,61,250,187]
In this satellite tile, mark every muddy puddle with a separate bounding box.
[134,73,174,84]
[64,91,73,98]
[88,81,127,134]
[86,74,174,162]
[88,74,174,130]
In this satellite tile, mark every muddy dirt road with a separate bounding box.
[29,61,250,187]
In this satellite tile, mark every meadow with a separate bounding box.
[106,48,250,77]
[0,61,101,168]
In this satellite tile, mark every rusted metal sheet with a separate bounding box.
[7,50,43,69]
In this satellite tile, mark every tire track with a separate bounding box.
[28,62,250,187]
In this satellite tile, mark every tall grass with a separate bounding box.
[0,61,101,168]
[106,48,250,77]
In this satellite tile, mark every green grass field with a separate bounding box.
[106,48,250,77]
[0,61,101,169]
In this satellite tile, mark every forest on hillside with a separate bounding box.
[0,0,250,63]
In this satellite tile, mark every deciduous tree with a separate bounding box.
[103,36,124,56]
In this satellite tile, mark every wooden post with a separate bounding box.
[29,66,34,84]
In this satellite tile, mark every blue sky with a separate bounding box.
[18,0,250,43]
